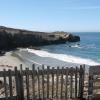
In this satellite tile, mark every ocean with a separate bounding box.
[16,32,100,69]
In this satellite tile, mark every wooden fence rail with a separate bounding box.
[0,64,85,100]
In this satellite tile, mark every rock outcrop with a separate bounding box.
[0,26,80,50]
[66,34,80,42]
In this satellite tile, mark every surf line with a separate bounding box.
[27,48,100,66]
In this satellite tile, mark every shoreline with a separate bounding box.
[0,47,98,72]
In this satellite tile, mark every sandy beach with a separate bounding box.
[0,51,26,71]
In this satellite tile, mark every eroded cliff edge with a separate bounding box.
[0,26,80,50]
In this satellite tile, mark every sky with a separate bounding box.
[0,0,100,32]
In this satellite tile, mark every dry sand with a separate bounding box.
[0,52,26,71]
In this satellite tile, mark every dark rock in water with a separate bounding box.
[66,34,80,42]
[77,43,80,45]
[0,26,80,51]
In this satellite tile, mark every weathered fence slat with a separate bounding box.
[3,69,8,98]
[47,66,50,99]
[61,67,64,99]
[75,67,78,98]
[78,65,84,99]
[70,70,73,98]
[0,65,85,100]
[8,69,13,97]
[83,65,85,94]
[26,68,30,100]
[32,64,35,100]
[88,74,93,97]
[52,67,54,99]
[20,64,24,100]
[56,67,59,99]
[42,65,45,100]
[65,68,69,100]
[37,67,40,99]
[15,67,19,100]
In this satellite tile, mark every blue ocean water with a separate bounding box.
[18,32,100,67]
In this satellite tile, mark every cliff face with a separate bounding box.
[0,26,80,50]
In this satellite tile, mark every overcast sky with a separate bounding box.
[0,0,100,32]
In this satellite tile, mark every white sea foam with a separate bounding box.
[27,48,100,66]
[70,44,82,48]
[70,44,96,49]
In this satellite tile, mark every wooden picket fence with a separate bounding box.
[0,64,85,100]
[88,65,100,100]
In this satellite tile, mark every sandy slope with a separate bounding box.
[0,52,26,71]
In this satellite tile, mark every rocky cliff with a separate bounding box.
[0,26,80,50]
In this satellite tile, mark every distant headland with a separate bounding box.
[0,26,80,51]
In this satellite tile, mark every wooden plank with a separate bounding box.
[25,68,30,100]
[0,70,15,77]
[0,67,78,77]
[82,65,85,93]
[52,67,54,99]
[42,65,45,100]
[8,69,13,97]
[61,67,64,99]
[88,74,93,97]
[89,65,100,75]
[93,86,100,90]
[47,66,50,99]
[32,64,36,100]
[37,67,40,99]
[93,79,100,82]
[15,67,19,100]
[78,65,84,99]
[81,66,84,99]
[56,67,59,99]
[20,64,24,100]
[70,70,73,98]
[3,69,8,98]
[0,66,82,100]
[75,67,78,98]
[65,67,68,100]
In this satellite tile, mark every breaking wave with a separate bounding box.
[27,48,100,66]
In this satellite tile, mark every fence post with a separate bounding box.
[32,64,36,100]
[25,68,30,100]
[78,65,84,99]
[19,64,24,100]
[3,69,8,98]
[61,67,64,99]
[70,68,73,99]
[42,65,45,100]
[47,66,50,99]
[15,67,21,100]
[88,67,93,100]
[37,67,40,99]
[56,67,59,99]
[52,67,54,99]
[75,67,78,98]
[8,69,13,97]
[65,67,68,100]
